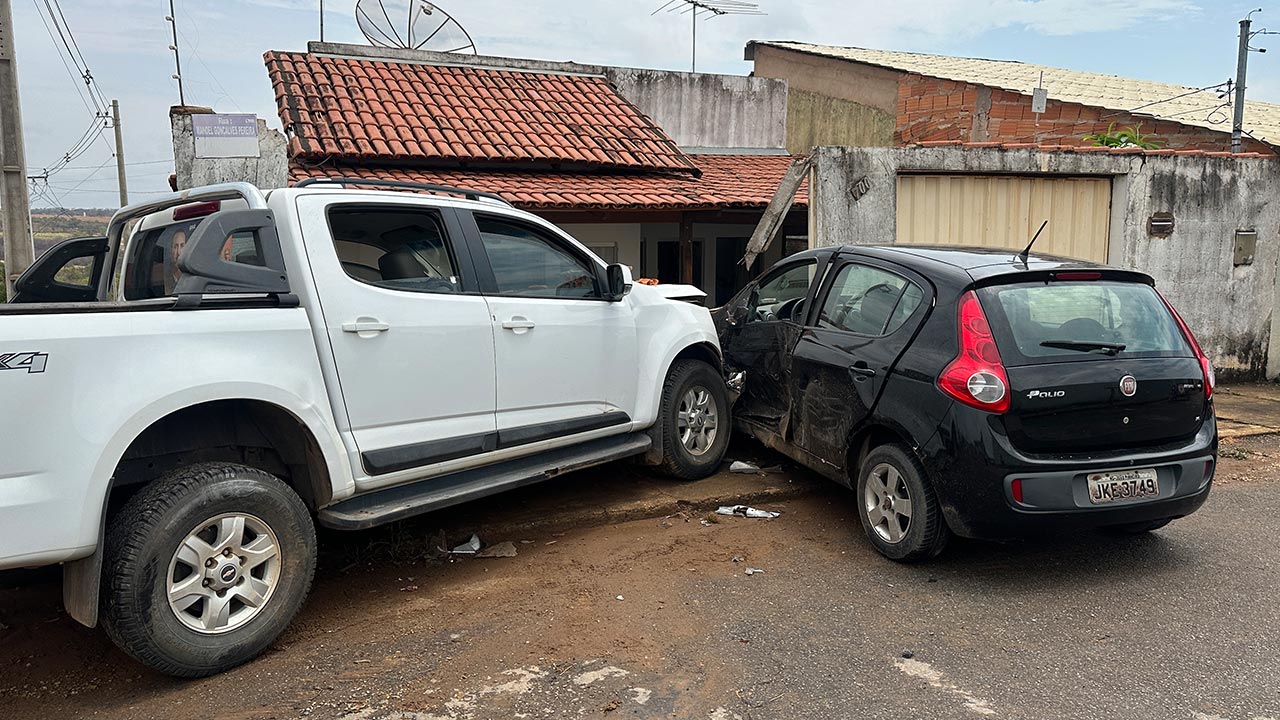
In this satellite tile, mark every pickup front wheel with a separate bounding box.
[101,462,317,677]
[657,359,731,479]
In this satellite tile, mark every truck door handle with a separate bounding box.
[341,319,390,334]
[849,363,876,380]
[502,317,536,332]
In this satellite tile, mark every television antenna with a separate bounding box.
[354,0,477,53]
[652,0,764,72]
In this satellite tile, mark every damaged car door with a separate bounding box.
[720,258,821,437]
[788,257,933,472]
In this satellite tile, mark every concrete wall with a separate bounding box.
[171,107,288,191]
[749,43,898,153]
[810,145,1280,378]
[604,68,786,150]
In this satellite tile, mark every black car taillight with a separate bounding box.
[937,291,1010,414]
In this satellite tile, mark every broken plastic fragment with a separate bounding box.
[451,534,482,554]
[729,461,760,473]
[745,567,764,576]
[715,505,781,519]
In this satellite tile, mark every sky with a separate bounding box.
[6,0,1280,209]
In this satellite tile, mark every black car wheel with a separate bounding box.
[657,359,731,480]
[101,462,317,677]
[855,444,949,562]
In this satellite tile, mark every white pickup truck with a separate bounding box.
[0,180,729,676]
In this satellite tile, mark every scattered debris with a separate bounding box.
[730,555,745,563]
[476,541,518,558]
[400,585,419,592]
[745,567,764,576]
[616,595,625,601]
[902,650,915,659]
[716,505,781,519]
[600,698,622,712]
[726,371,746,398]
[729,460,760,473]
[519,539,534,545]
[451,534,482,554]
[573,665,630,686]
[700,519,715,527]
[546,540,558,546]
[630,687,652,705]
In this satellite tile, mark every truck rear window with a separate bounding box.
[977,281,1191,365]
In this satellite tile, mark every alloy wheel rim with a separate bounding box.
[166,512,282,635]
[677,385,719,456]
[864,463,913,544]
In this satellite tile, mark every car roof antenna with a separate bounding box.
[1017,220,1049,266]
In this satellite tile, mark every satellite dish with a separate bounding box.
[355,0,477,53]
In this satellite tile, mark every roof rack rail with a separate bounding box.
[294,177,513,207]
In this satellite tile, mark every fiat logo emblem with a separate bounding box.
[1119,375,1138,397]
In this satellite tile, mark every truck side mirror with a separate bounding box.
[606,263,632,302]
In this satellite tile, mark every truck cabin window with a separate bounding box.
[475,215,600,299]
[327,207,460,294]
[123,221,268,300]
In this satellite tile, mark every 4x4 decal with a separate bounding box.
[0,352,49,374]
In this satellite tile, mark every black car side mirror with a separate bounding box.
[606,263,632,302]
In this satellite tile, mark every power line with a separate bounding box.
[60,158,173,170]
[29,0,115,179]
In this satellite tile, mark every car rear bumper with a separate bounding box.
[920,404,1217,540]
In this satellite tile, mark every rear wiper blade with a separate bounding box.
[1040,339,1127,355]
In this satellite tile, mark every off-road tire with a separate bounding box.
[101,462,316,677]
[855,444,950,562]
[1103,518,1174,535]
[657,359,731,480]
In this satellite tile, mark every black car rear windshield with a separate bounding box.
[977,280,1191,365]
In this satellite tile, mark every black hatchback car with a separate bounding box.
[716,246,1217,562]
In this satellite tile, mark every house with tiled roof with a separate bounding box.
[747,41,1280,155]
[265,42,809,304]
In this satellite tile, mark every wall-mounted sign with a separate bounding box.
[192,113,260,158]
[1031,87,1048,114]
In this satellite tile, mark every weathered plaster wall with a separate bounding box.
[748,43,897,153]
[604,68,786,150]
[811,145,1280,378]
[171,107,288,191]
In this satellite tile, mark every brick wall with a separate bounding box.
[895,73,1270,153]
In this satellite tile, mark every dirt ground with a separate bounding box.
[1,431,1277,720]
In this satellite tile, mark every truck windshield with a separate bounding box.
[977,280,1191,365]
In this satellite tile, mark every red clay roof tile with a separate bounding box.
[288,154,808,211]
[265,50,698,175]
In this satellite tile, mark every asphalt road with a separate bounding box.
[2,437,1279,720]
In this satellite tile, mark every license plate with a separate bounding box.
[1087,468,1159,505]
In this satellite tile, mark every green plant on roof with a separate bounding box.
[1083,122,1162,150]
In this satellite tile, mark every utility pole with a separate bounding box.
[166,0,185,106]
[1232,14,1252,153]
[0,0,35,298]
[111,99,128,207]
[319,0,324,42]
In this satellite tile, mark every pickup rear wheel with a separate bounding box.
[855,444,950,562]
[101,462,316,677]
[657,359,731,480]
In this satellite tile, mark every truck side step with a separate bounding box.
[317,432,653,530]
